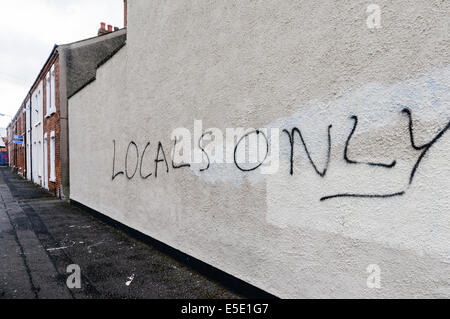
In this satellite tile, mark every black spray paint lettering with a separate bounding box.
[283,125,332,177]
[111,109,450,202]
[140,142,153,179]
[234,130,269,172]
[172,137,191,170]
[112,140,124,181]
[320,109,450,201]
[320,191,406,202]
[155,142,170,178]
[112,140,171,181]
[402,108,450,184]
[344,116,397,168]
[125,142,139,180]
[198,131,213,172]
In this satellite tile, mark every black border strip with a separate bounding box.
[70,199,278,300]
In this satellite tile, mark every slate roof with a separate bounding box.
[62,30,127,98]
[8,29,127,126]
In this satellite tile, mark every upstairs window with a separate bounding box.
[45,64,56,117]
[33,92,40,126]
[50,65,56,114]
[45,72,51,116]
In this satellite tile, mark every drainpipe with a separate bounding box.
[23,113,26,176]
[23,110,26,177]
[124,0,128,27]
[13,121,16,172]
[29,93,33,182]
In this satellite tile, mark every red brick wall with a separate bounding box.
[16,110,26,176]
[9,107,27,176]
[43,55,62,197]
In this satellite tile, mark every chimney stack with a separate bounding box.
[98,22,120,36]
[124,0,128,27]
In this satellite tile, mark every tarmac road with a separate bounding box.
[0,167,239,299]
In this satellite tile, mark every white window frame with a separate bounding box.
[43,133,48,189]
[50,65,56,115]
[38,140,42,178]
[33,88,42,127]
[33,93,39,126]
[45,72,51,117]
[50,131,56,182]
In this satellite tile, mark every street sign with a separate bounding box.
[13,135,24,144]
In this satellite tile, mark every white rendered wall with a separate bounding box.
[69,0,450,298]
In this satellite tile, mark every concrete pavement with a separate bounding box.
[0,167,240,299]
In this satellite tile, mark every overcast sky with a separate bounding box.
[0,0,124,130]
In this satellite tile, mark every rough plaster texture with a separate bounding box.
[58,29,127,199]
[69,0,450,298]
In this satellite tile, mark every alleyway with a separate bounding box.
[0,167,239,299]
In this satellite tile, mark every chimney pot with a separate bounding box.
[98,22,107,36]
[107,25,113,32]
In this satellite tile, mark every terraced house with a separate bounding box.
[6,104,26,176]
[8,24,126,198]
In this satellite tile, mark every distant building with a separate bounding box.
[6,106,26,176]
[6,126,12,167]
[0,137,7,166]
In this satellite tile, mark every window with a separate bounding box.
[32,142,36,175]
[50,131,56,182]
[33,93,39,125]
[45,72,51,116]
[38,141,42,178]
[43,65,56,116]
[44,133,48,188]
[50,65,56,114]
[33,85,43,126]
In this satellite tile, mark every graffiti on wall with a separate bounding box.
[111,107,450,202]
[109,66,450,203]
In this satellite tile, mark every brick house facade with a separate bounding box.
[42,54,61,196]
[7,105,27,176]
[7,27,126,198]
[16,107,26,177]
